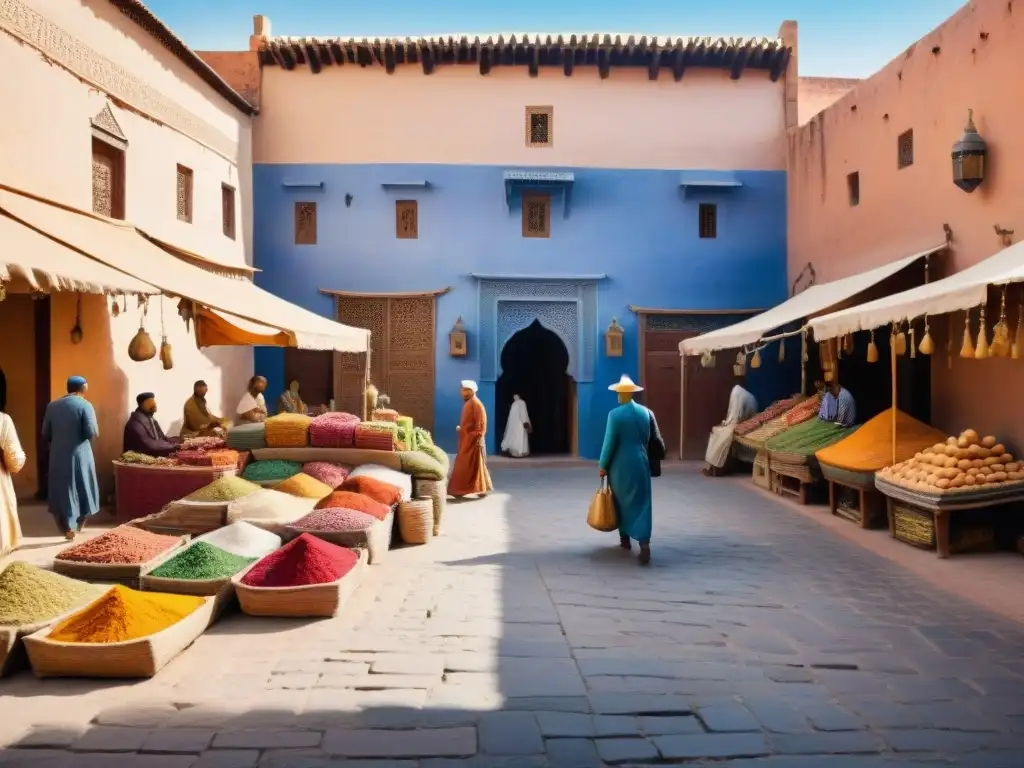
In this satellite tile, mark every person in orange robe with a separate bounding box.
[448,380,493,499]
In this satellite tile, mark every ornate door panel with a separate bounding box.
[334,296,436,431]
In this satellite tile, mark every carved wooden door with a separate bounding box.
[334,296,436,432]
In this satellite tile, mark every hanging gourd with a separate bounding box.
[909,323,917,358]
[777,338,786,364]
[893,322,907,356]
[991,287,1011,357]
[128,299,156,362]
[867,330,879,363]
[919,315,935,355]
[975,305,990,359]
[69,294,83,345]
[960,310,975,359]
[751,348,762,369]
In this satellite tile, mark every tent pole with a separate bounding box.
[800,331,807,394]
[891,340,897,465]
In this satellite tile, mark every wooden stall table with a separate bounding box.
[820,466,887,529]
[875,476,1024,559]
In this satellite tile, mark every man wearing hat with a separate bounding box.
[42,376,101,539]
[449,380,493,499]
[123,392,176,457]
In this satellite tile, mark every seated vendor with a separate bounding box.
[277,379,307,415]
[702,382,758,477]
[182,380,229,438]
[124,392,177,457]
[819,379,857,428]
[236,375,268,424]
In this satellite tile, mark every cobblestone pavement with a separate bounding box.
[3,466,1024,766]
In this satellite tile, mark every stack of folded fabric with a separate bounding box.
[264,413,313,448]
[174,448,240,468]
[225,423,267,451]
[309,412,360,448]
[354,421,397,451]
[371,408,400,423]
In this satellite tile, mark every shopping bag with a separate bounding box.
[587,478,618,532]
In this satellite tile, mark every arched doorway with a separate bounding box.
[496,320,573,456]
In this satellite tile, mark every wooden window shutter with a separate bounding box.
[295,201,317,245]
[395,200,418,239]
[176,164,193,223]
[221,184,236,239]
[522,193,551,238]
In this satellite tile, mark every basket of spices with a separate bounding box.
[54,526,188,585]
[137,476,262,536]
[285,507,378,548]
[0,563,104,677]
[233,533,367,618]
[312,491,394,563]
[23,586,215,678]
[242,459,303,487]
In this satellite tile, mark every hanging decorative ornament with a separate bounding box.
[70,294,83,345]
[735,351,746,367]
[121,294,127,315]
[778,337,786,364]
[751,348,762,369]
[893,323,907,356]
[867,330,879,363]
[110,294,120,317]
[947,315,954,369]
[0,280,7,303]
[1012,303,1022,360]
[909,322,917,359]
[992,286,1010,357]
[802,329,809,363]
[919,315,935,355]
[975,304,990,359]
[843,333,853,356]
[960,310,975,358]
[158,295,173,370]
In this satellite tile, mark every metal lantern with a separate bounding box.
[604,317,624,358]
[448,316,468,357]
[951,109,987,193]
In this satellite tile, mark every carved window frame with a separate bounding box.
[176,164,194,223]
[525,106,554,148]
[395,200,418,239]
[90,105,127,221]
[295,202,318,245]
[522,193,551,238]
[221,184,236,240]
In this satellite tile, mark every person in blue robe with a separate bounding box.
[599,374,665,565]
[42,376,100,539]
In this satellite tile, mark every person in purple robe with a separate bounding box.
[123,392,176,457]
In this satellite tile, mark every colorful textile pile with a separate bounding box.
[302,462,350,489]
[48,586,204,643]
[816,408,946,472]
[735,396,803,437]
[316,491,390,521]
[174,449,240,468]
[56,526,181,565]
[264,413,313,448]
[292,507,377,533]
[340,475,402,507]
[766,417,858,460]
[0,563,101,627]
[243,460,302,484]
[225,423,267,451]
[273,473,333,500]
[198,522,281,558]
[309,412,360,448]
[350,464,412,499]
[185,476,261,502]
[119,451,179,467]
[178,436,226,452]
[354,421,398,451]
[149,542,255,581]
[241,534,358,588]
[785,393,823,426]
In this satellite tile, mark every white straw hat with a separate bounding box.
[608,374,643,393]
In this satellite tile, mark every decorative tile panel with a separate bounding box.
[498,300,578,376]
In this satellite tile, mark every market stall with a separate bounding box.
[766,417,859,503]
[735,394,822,489]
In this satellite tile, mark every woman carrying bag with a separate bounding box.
[595,375,665,565]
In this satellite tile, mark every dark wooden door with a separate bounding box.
[682,350,736,460]
[34,297,51,499]
[642,330,684,460]
[284,349,333,411]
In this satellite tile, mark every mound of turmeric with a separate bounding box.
[48,585,205,644]
[815,408,946,472]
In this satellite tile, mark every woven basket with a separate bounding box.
[139,541,257,599]
[23,596,216,679]
[752,451,771,490]
[398,498,433,545]
[53,536,189,587]
[771,460,815,484]
[233,548,368,618]
[251,447,403,471]
[892,504,936,549]
[413,478,447,536]
[134,500,228,536]
[0,588,102,678]
[113,462,237,522]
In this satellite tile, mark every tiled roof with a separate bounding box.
[106,0,256,114]
[258,33,791,81]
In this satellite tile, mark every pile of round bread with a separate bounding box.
[879,429,1022,493]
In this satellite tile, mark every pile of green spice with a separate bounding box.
[242,459,302,483]
[185,475,261,502]
[0,562,102,627]
[148,542,256,581]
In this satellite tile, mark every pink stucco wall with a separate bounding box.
[788,0,1024,448]
[255,64,788,170]
[0,0,255,494]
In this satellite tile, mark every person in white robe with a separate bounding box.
[500,394,532,458]
[702,384,758,476]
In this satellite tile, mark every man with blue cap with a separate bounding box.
[42,376,100,540]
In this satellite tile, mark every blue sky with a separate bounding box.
[146,0,966,78]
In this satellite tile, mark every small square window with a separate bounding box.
[898,129,914,169]
[295,201,317,245]
[522,193,551,238]
[396,200,418,239]
[847,172,860,206]
[176,164,193,223]
[525,106,553,148]
[221,184,236,240]
[698,203,717,239]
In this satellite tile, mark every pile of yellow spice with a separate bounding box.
[48,586,205,644]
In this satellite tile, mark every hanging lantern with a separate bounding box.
[959,311,975,358]
[992,287,1011,357]
[751,348,762,369]
[975,305,990,359]
[842,333,853,356]
[0,281,6,303]
[735,351,746,367]
[867,330,879,363]
[951,109,988,193]
[778,338,786,364]
[893,323,907,356]
[1012,307,1022,360]
[919,316,935,355]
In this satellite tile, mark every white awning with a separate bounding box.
[0,211,156,296]
[810,241,1024,341]
[680,245,944,355]
[0,186,369,353]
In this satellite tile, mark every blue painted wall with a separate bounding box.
[253,163,789,459]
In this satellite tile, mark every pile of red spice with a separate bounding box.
[56,526,181,564]
[240,533,358,588]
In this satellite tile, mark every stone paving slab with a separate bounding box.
[3,467,1024,766]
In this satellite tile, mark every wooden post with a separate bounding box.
[800,330,807,394]
[891,341,897,465]
[678,351,686,460]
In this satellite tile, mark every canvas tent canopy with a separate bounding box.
[809,240,1024,341]
[0,185,369,353]
[679,245,945,356]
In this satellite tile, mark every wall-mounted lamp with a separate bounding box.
[952,109,987,193]
[345,193,353,208]
[448,316,468,357]
[604,317,624,357]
